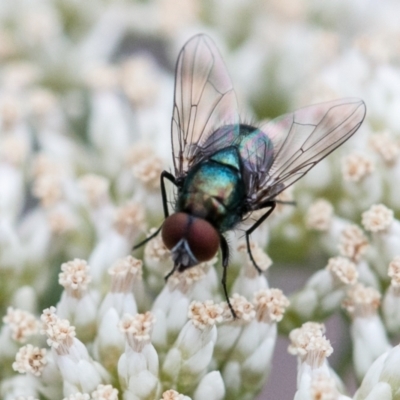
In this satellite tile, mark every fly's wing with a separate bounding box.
[251,98,366,205]
[171,34,239,177]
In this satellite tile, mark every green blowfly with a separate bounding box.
[135,34,366,316]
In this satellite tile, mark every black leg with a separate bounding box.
[275,200,296,206]
[164,263,179,281]
[161,170,177,218]
[133,170,177,251]
[220,235,237,319]
[246,201,276,273]
[132,225,163,250]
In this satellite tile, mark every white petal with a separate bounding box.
[193,371,225,400]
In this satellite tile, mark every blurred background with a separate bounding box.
[1,0,400,399]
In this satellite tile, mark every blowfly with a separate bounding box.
[135,34,366,316]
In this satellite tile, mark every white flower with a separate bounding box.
[162,301,222,392]
[342,284,391,380]
[118,312,160,400]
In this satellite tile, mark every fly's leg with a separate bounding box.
[160,170,177,218]
[164,263,179,281]
[220,235,237,319]
[245,201,276,273]
[132,226,162,250]
[133,170,177,250]
[275,200,296,206]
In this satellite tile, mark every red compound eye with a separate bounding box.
[162,213,219,263]
[161,213,189,250]
[186,217,219,262]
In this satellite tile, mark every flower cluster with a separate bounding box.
[2,1,400,400]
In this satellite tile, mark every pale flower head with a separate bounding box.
[362,204,394,233]
[253,288,290,323]
[3,308,40,343]
[12,344,47,376]
[221,294,256,323]
[369,131,400,165]
[113,202,146,237]
[288,322,333,368]
[40,307,76,353]
[78,174,110,208]
[119,312,156,351]
[326,256,358,285]
[388,256,400,287]
[59,259,92,298]
[305,199,334,231]
[341,152,374,182]
[160,389,191,400]
[119,56,160,108]
[91,384,118,400]
[338,224,369,262]
[342,283,381,318]
[188,300,224,330]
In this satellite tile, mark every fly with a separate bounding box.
[134,34,366,317]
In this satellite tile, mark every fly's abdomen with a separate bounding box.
[178,150,246,231]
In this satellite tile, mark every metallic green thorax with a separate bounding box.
[177,146,246,232]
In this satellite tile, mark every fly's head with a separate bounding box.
[161,212,220,270]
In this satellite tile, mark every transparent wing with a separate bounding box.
[171,34,239,177]
[251,98,366,205]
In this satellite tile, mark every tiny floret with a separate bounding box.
[113,202,146,237]
[119,312,155,342]
[40,306,58,328]
[338,224,369,262]
[341,152,374,182]
[47,210,75,235]
[12,344,47,376]
[222,294,255,322]
[388,256,400,287]
[3,307,39,343]
[326,256,358,285]
[188,300,224,329]
[288,322,325,355]
[237,241,272,274]
[288,322,332,367]
[78,174,110,207]
[119,56,160,107]
[124,143,154,167]
[59,259,92,294]
[305,199,333,231]
[342,283,381,318]
[361,204,394,232]
[369,131,400,165]
[168,264,207,293]
[109,256,143,292]
[91,384,119,400]
[144,229,171,262]
[253,289,290,323]
[160,389,188,400]
[132,154,163,190]
[40,308,76,351]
